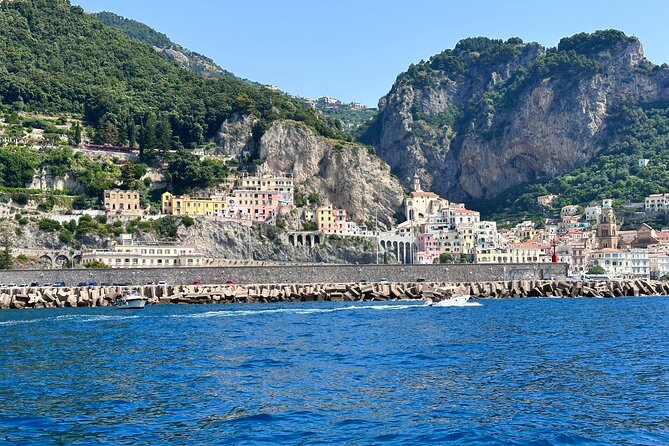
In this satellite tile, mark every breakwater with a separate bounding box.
[2,278,666,309]
[0,263,567,286]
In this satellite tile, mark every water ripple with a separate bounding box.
[0,297,667,444]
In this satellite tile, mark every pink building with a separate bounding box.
[317,205,348,234]
[231,190,279,222]
[415,233,441,264]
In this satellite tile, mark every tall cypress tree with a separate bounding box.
[140,112,158,149]
[70,122,82,146]
[157,114,172,153]
[0,230,13,270]
[139,112,158,163]
[128,121,137,148]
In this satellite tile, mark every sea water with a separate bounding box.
[1,297,667,445]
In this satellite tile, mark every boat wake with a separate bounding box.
[429,300,482,307]
[0,314,142,326]
[171,303,421,319]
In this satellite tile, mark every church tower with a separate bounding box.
[411,173,422,192]
[596,199,618,249]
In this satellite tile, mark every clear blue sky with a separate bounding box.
[73,0,669,107]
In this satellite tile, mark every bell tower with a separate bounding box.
[596,199,618,249]
[411,173,422,192]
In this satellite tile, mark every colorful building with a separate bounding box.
[231,190,279,222]
[415,233,441,264]
[236,170,294,206]
[316,204,347,234]
[161,192,230,217]
[104,189,143,216]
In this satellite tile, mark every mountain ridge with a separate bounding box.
[361,30,669,218]
[93,11,240,81]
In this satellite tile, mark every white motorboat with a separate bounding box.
[424,294,471,306]
[116,290,147,309]
[433,294,471,306]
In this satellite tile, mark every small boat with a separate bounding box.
[424,294,471,306]
[116,290,147,309]
[433,294,471,306]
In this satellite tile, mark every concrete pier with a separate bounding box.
[1,278,667,309]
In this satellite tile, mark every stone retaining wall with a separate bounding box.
[0,263,567,286]
[1,278,666,310]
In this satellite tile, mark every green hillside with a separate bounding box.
[0,0,348,150]
[93,11,239,81]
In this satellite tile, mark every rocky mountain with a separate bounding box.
[362,31,669,207]
[217,116,405,225]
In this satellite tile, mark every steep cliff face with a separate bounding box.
[258,121,405,225]
[216,117,406,225]
[367,31,669,202]
[176,219,377,264]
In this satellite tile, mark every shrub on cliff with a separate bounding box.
[38,218,62,232]
[84,260,109,269]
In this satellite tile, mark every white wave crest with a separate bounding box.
[172,303,422,319]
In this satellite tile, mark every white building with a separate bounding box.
[475,221,499,250]
[560,205,580,218]
[584,206,602,222]
[644,193,669,213]
[317,96,342,105]
[82,234,205,268]
[639,158,650,167]
[590,248,650,278]
[649,253,669,279]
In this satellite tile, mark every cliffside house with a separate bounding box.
[316,204,348,234]
[104,189,144,216]
[161,192,230,217]
[644,193,669,213]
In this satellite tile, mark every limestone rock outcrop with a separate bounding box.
[258,120,405,225]
[366,31,669,202]
[217,115,405,224]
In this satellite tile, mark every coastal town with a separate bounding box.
[17,159,666,280]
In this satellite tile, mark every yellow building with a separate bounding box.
[104,189,143,216]
[405,174,447,222]
[161,192,230,216]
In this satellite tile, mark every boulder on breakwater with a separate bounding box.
[0,279,667,310]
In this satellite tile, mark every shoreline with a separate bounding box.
[1,279,667,310]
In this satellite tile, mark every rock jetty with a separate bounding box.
[1,279,667,310]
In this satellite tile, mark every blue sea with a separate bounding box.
[1,297,667,445]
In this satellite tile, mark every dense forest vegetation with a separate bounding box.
[93,11,239,81]
[93,11,173,48]
[0,0,348,152]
